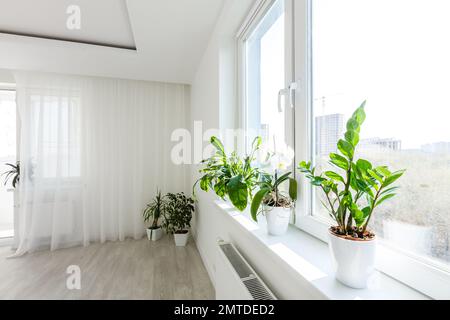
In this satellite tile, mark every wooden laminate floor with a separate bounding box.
[0,235,214,300]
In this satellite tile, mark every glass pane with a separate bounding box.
[312,0,450,266]
[0,90,16,238]
[246,0,286,154]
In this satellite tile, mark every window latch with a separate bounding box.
[278,81,298,112]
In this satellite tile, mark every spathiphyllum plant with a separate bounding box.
[298,101,405,239]
[194,136,267,211]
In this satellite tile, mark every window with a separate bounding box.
[240,0,450,298]
[29,94,81,180]
[311,0,450,267]
[241,0,293,156]
[0,89,16,238]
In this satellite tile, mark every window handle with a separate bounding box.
[278,88,289,112]
[278,81,298,112]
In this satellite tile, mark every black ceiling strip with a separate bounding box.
[0,30,137,51]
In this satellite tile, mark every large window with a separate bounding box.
[311,0,450,268]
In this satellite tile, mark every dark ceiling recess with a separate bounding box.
[0,30,137,50]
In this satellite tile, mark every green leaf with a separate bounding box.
[356,159,372,172]
[250,188,270,221]
[376,193,397,207]
[350,202,366,227]
[367,169,383,183]
[214,181,226,198]
[329,153,349,170]
[227,175,248,211]
[337,139,354,159]
[345,130,360,147]
[382,170,406,188]
[274,172,291,189]
[199,176,210,191]
[289,178,298,201]
[311,176,327,186]
[352,101,367,125]
[251,136,262,151]
[210,136,225,157]
[376,166,391,177]
[346,118,360,133]
[325,171,345,184]
[381,186,399,196]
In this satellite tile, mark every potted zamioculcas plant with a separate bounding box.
[143,190,165,241]
[163,192,194,247]
[193,136,265,211]
[298,101,405,289]
[251,170,297,236]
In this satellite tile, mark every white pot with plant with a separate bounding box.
[299,101,405,289]
[251,170,297,236]
[163,192,194,247]
[143,190,164,241]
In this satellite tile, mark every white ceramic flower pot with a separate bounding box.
[264,206,291,236]
[146,227,163,241]
[328,229,376,289]
[174,231,189,246]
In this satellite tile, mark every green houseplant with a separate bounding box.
[194,136,267,211]
[143,190,165,241]
[2,161,20,188]
[250,170,297,236]
[298,101,405,288]
[162,192,194,247]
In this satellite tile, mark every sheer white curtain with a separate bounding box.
[13,71,190,255]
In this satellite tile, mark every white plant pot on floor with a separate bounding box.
[328,229,376,289]
[146,227,163,241]
[174,231,189,246]
[265,206,291,236]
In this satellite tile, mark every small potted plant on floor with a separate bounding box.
[250,170,297,236]
[163,192,194,247]
[193,136,266,211]
[298,101,405,289]
[143,190,165,241]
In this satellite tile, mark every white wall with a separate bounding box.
[190,0,323,300]
[0,69,14,83]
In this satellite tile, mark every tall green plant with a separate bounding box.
[298,101,405,238]
[193,136,268,211]
[143,190,164,229]
[250,170,297,222]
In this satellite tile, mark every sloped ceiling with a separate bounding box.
[0,0,225,84]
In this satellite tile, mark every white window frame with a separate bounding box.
[237,0,295,156]
[293,0,450,299]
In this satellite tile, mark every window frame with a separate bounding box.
[237,0,295,156]
[293,0,450,299]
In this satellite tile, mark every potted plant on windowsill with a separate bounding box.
[163,192,194,247]
[143,190,164,241]
[193,136,266,212]
[298,101,405,289]
[251,170,297,236]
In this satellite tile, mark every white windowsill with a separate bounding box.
[214,200,429,300]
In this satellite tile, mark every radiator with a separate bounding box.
[216,240,277,300]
